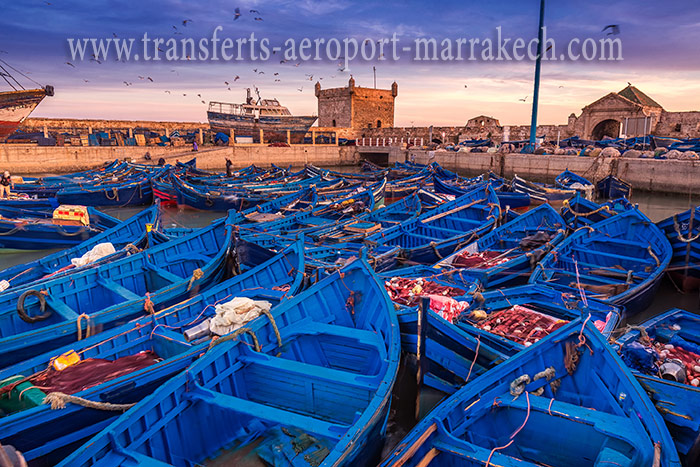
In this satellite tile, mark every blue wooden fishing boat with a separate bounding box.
[379,267,508,394]
[366,184,500,266]
[0,197,59,210]
[0,203,161,291]
[554,169,594,199]
[597,174,632,199]
[617,308,700,463]
[512,174,577,204]
[310,193,422,244]
[560,193,634,230]
[0,241,306,466]
[240,180,385,243]
[0,206,120,250]
[380,318,681,467]
[455,284,620,356]
[656,206,700,292]
[529,209,672,316]
[0,213,237,369]
[56,176,155,207]
[432,175,530,210]
[58,257,400,467]
[171,173,268,210]
[436,204,567,288]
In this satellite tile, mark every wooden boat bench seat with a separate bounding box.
[95,276,142,301]
[142,262,184,285]
[43,296,80,321]
[282,321,388,363]
[185,383,349,440]
[506,395,645,445]
[438,394,643,467]
[570,247,654,267]
[557,257,650,280]
[413,225,466,238]
[584,236,650,251]
[301,216,336,227]
[237,350,380,392]
[167,252,211,265]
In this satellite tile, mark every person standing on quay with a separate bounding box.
[0,171,13,198]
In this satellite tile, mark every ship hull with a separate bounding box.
[207,111,317,136]
[0,89,47,139]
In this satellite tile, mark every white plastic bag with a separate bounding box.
[209,297,272,336]
[70,243,117,267]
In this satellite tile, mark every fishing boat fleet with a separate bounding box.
[1,158,699,467]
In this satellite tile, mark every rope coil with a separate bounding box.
[672,215,700,243]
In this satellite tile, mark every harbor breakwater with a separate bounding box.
[2,143,699,196]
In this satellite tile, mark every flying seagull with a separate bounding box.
[519,96,528,102]
[602,24,620,35]
[234,7,241,20]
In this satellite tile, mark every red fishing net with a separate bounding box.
[32,351,159,395]
[451,250,514,269]
[384,277,469,322]
[473,305,568,346]
[654,342,700,386]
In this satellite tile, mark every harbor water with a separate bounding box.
[2,170,697,328]
[1,165,699,463]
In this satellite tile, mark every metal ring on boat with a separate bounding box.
[17,290,52,324]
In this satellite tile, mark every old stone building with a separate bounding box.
[567,85,664,139]
[315,77,397,131]
[360,83,700,144]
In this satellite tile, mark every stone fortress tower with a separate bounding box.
[315,77,398,131]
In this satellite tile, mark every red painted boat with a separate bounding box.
[0,87,52,139]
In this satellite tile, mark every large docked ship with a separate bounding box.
[0,87,53,139]
[207,88,317,138]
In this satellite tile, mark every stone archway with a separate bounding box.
[591,119,621,140]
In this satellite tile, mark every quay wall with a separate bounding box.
[400,149,700,196]
[0,145,358,174]
[2,143,698,196]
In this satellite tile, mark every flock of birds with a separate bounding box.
[57,6,353,106]
[47,0,623,107]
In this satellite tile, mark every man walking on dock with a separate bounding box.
[0,171,13,198]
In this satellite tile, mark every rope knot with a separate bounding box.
[187,268,204,291]
[509,374,530,398]
[144,293,155,314]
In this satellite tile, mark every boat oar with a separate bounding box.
[588,268,644,282]
[420,198,486,224]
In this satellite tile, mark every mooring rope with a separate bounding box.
[44,392,135,411]
[186,268,204,291]
[76,313,92,341]
[208,326,261,351]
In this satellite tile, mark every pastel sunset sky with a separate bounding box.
[2,0,699,126]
